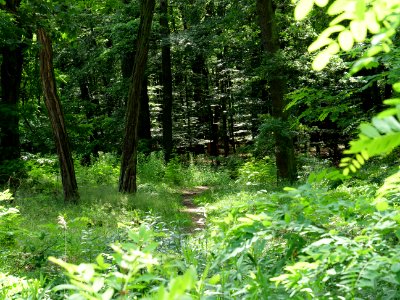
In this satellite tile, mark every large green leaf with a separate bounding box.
[295,0,315,20]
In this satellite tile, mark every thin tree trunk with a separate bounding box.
[119,0,156,193]
[256,0,297,183]
[184,75,193,149]
[139,76,152,154]
[37,28,79,203]
[160,0,173,162]
[228,79,236,153]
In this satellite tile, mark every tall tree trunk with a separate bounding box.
[256,0,297,183]
[192,54,211,153]
[139,76,152,154]
[0,0,23,184]
[228,79,236,153]
[122,52,152,153]
[160,0,173,162]
[37,28,79,203]
[119,0,156,193]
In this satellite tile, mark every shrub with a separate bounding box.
[236,157,276,186]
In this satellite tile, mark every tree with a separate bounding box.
[119,0,156,193]
[160,0,173,162]
[0,0,24,183]
[38,28,79,203]
[256,0,297,182]
[291,0,400,174]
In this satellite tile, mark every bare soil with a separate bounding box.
[181,186,209,233]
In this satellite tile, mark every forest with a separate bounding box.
[0,0,400,299]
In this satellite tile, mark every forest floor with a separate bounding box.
[180,186,209,233]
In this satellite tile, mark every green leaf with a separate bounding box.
[338,30,354,51]
[355,0,366,20]
[327,0,348,15]
[295,0,314,20]
[383,98,400,105]
[359,123,380,138]
[350,57,379,74]
[350,20,367,42]
[52,284,82,292]
[320,25,346,38]
[372,117,392,133]
[102,288,114,300]
[93,278,104,293]
[308,37,333,52]
[394,83,400,92]
[314,0,328,7]
[343,168,350,176]
[391,263,400,273]
[329,13,349,26]
[377,108,399,118]
[365,10,380,34]
[209,274,221,285]
[356,154,365,165]
[375,199,389,211]
[352,159,361,169]
[361,150,369,160]
[312,43,340,71]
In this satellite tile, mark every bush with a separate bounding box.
[236,157,276,186]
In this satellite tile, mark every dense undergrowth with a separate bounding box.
[1,152,400,299]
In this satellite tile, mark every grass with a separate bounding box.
[2,152,230,279]
[3,151,400,299]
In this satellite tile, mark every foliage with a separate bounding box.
[236,157,276,186]
[0,189,19,247]
[3,153,400,299]
[292,0,400,174]
[3,0,400,298]
[0,189,51,299]
[293,0,400,72]
[50,224,197,299]
[340,87,400,174]
[0,273,50,300]
[76,152,120,186]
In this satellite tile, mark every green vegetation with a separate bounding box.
[1,0,400,299]
[2,152,400,299]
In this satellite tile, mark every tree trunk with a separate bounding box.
[37,28,79,203]
[119,0,156,193]
[160,0,173,162]
[122,52,152,153]
[139,76,152,154]
[0,0,23,184]
[256,0,297,183]
[0,46,23,163]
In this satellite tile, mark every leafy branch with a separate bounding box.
[340,84,400,175]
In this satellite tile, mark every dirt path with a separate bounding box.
[181,186,208,233]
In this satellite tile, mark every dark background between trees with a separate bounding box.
[1,0,398,200]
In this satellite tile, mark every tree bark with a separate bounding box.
[122,53,152,152]
[38,28,79,203]
[256,0,297,183]
[0,0,23,183]
[119,0,156,193]
[139,76,152,154]
[160,0,173,162]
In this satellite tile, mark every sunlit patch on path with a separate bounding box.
[181,186,208,232]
